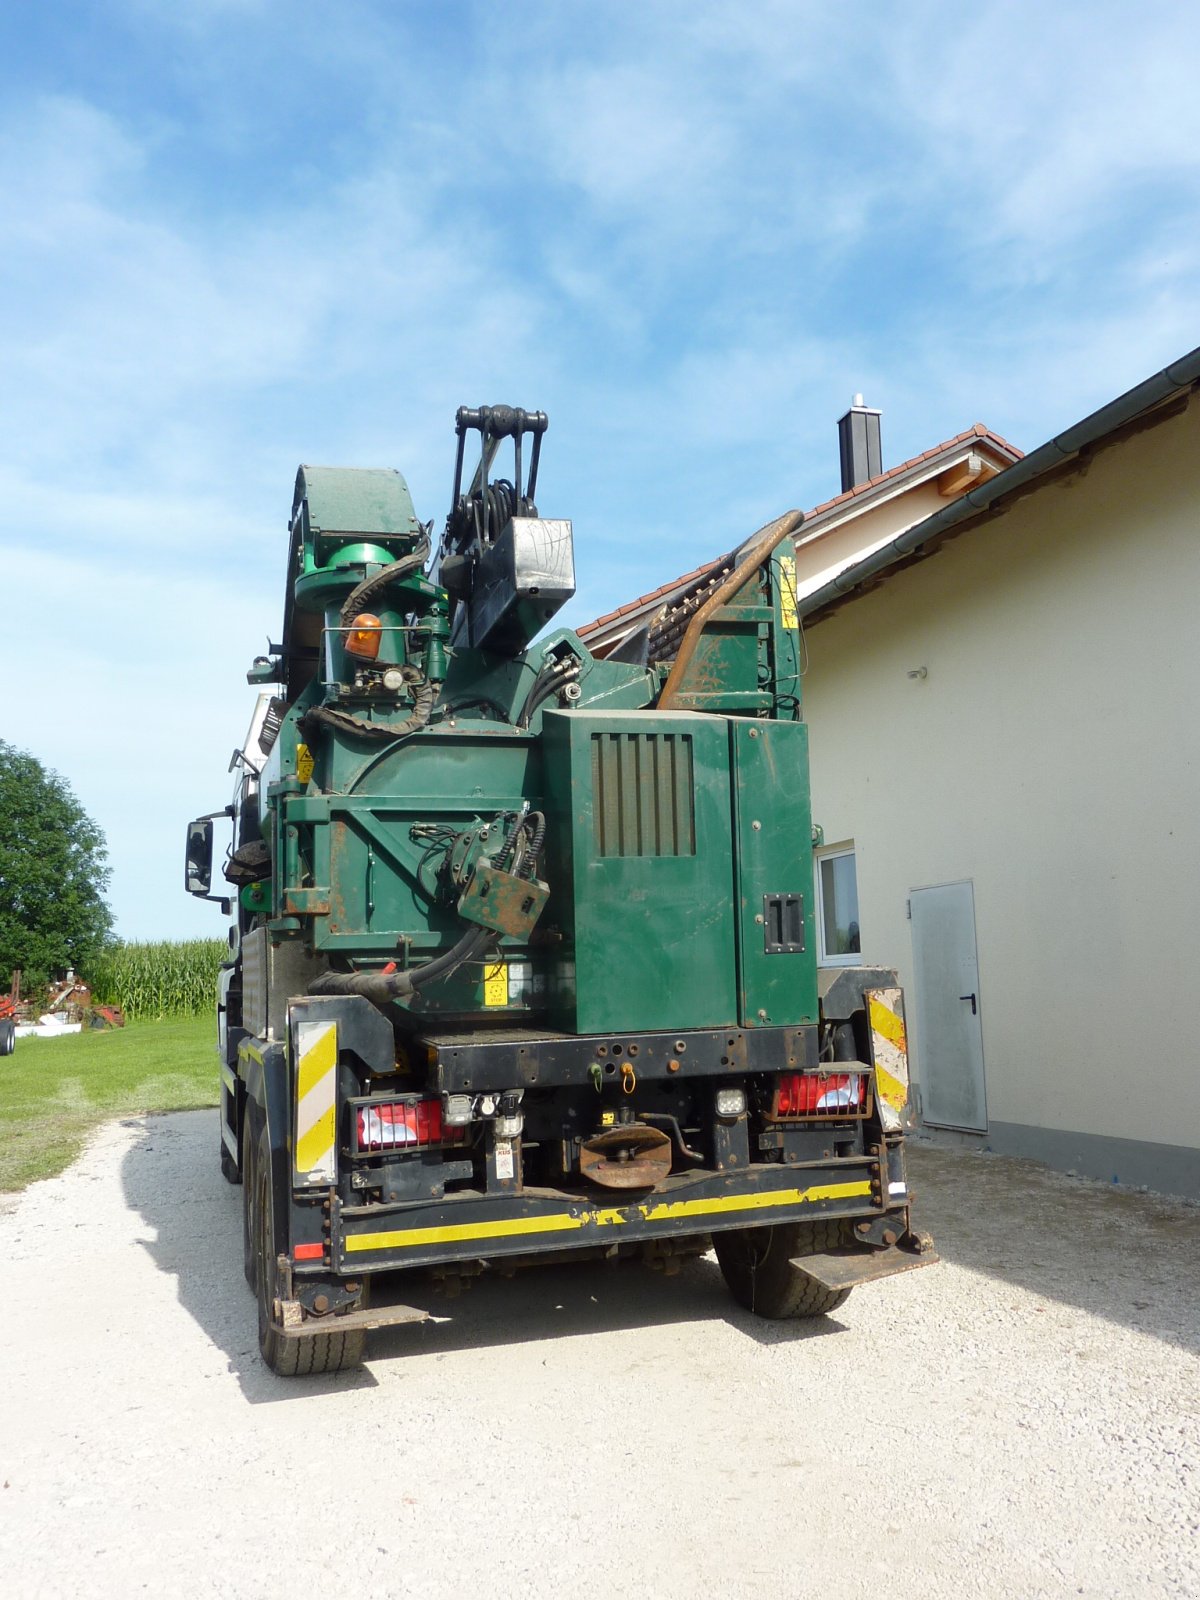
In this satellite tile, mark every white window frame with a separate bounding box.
[815,844,861,967]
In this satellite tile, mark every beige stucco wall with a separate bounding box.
[800,398,1200,1153]
[793,478,953,597]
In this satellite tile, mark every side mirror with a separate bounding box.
[185,818,214,895]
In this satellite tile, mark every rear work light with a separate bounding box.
[356,1097,462,1152]
[772,1071,870,1120]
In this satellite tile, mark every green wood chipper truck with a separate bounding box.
[185,404,934,1375]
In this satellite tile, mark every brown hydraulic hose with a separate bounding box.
[658,508,804,709]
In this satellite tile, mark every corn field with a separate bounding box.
[88,939,225,1021]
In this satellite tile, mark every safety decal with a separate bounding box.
[778,553,799,631]
[294,1019,337,1185]
[483,962,508,1007]
[295,743,314,784]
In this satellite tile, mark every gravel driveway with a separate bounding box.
[2,1111,1197,1599]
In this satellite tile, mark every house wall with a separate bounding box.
[800,398,1200,1197]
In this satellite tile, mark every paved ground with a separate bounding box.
[1,1111,1197,1599]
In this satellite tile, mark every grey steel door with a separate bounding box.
[909,881,987,1132]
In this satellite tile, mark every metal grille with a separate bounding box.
[591,732,696,858]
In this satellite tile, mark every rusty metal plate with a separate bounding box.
[457,863,549,937]
[275,1300,430,1339]
[788,1244,940,1294]
[579,1124,673,1189]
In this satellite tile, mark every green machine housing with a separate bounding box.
[185,403,934,1377]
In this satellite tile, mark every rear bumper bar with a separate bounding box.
[326,1157,899,1273]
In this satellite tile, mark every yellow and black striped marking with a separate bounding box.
[294,1020,338,1186]
[867,987,909,1131]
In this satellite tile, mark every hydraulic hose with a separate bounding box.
[338,537,431,630]
[516,811,545,878]
[308,924,494,1003]
[307,805,546,1007]
[302,675,435,743]
[517,660,579,729]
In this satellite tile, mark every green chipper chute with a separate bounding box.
[185,404,935,1377]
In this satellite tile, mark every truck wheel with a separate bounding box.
[714,1219,852,1319]
[253,1126,365,1376]
[0,1021,14,1056]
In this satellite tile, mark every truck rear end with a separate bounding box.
[186,405,934,1375]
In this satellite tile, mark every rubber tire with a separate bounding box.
[253,1126,365,1376]
[242,1117,258,1292]
[714,1219,852,1318]
[0,1021,14,1057]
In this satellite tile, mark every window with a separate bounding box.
[816,846,861,965]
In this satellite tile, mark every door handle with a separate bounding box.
[960,993,977,1015]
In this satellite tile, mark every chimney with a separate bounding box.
[837,394,882,493]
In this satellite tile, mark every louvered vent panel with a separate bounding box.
[591,733,696,858]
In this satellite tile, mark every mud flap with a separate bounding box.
[788,1243,940,1294]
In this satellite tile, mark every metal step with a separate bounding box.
[276,1300,430,1340]
[789,1243,940,1294]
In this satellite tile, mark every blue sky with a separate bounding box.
[3,0,1198,940]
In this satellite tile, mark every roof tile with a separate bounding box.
[577,424,1023,639]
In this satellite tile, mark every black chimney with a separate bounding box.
[837,394,882,492]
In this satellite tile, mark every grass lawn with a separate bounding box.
[0,1016,219,1192]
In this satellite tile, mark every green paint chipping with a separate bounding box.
[0,1018,217,1192]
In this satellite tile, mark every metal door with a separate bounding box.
[909,881,987,1132]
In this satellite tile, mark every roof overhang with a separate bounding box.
[797,345,1200,629]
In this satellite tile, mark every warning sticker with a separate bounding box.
[296,743,314,784]
[483,962,508,1007]
[495,1139,515,1180]
[778,553,799,631]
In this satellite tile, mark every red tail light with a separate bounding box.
[356,1097,447,1151]
[773,1072,869,1119]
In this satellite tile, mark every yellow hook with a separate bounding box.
[621,1062,636,1095]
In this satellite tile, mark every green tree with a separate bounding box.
[0,742,113,992]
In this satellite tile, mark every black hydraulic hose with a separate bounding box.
[517,662,579,729]
[410,924,494,986]
[438,697,515,724]
[307,807,545,1007]
[338,537,430,629]
[308,924,494,1003]
[303,676,435,743]
[517,811,545,878]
